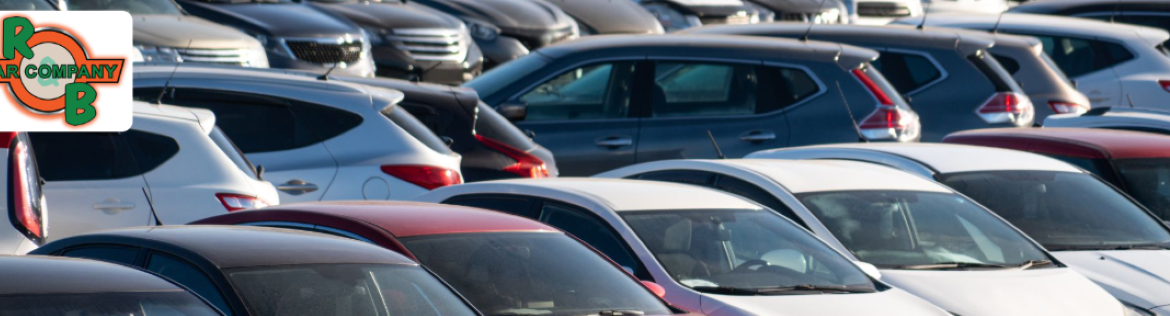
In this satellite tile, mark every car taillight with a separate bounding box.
[1047,100,1089,115]
[1159,80,1170,93]
[216,193,268,212]
[475,134,548,178]
[381,165,462,190]
[9,138,44,241]
[851,68,920,142]
[850,68,894,106]
[976,92,1034,126]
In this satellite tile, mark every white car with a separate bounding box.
[893,13,1170,109]
[28,102,279,242]
[134,66,463,203]
[416,178,951,316]
[1044,107,1170,134]
[0,132,45,254]
[597,159,1130,316]
[848,0,922,25]
[750,142,1170,316]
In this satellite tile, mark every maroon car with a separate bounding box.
[944,127,1170,222]
[192,201,689,316]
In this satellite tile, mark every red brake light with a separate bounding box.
[1159,80,1170,93]
[857,106,919,141]
[1047,100,1089,115]
[216,193,268,212]
[975,92,1034,126]
[851,68,894,106]
[9,136,44,241]
[381,165,462,190]
[475,134,549,178]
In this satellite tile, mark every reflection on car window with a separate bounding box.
[403,233,672,316]
[66,0,181,14]
[622,209,873,292]
[520,62,636,121]
[798,191,1050,268]
[29,132,140,181]
[540,203,641,273]
[1032,34,1134,77]
[0,292,222,316]
[1115,159,1170,222]
[652,62,755,117]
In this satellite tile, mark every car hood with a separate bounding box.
[1054,250,1170,309]
[311,1,463,30]
[425,0,572,31]
[544,0,662,34]
[133,14,261,49]
[699,287,947,316]
[179,1,359,38]
[880,268,1123,316]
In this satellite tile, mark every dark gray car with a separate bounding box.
[465,34,920,176]
[686,24,1034,141]
[412,0,579,68]
[545,0,665,35]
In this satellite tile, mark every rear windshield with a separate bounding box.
[968,50,1022,93]
[475,103,535,151]
[382,105,453,155]
[209,127,258,180]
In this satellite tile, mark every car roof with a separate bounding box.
[53,225,419,268]
[536,34,879,67]
[1011,0,1170,14]
[134,65,406,102]
[0,255,185,295]
[133,101,216,132]
[752,142,1084,174]
[665,159,952,194]
[946,127,1170,159]
[904,12,1169,45]
[686,23,995,54]
[448,178,763,212]
[235,201,559,238]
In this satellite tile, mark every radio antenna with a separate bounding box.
[801,0,831,42]
[706,130,725,159]
[835,81,868,143]
[155,39,192,105]
[917,2,931,30]
[1126,94,1135,109]
[1110,0,1121,23]
[991,10,1006,33]
[318,63,340,81]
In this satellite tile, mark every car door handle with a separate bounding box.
[277,179,319,195]
[596,137,633,149]
[93,198,134,213]
[739,131,776,143]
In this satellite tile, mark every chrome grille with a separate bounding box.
[779,11,841,23]
[284,40,363,64]
[386,28,467,62]
[175,48,257,66]
[857,2,911,17]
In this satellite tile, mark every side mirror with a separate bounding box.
[498,102,527,121]
[852,261,881,279]
[255,165,265,181]
[440,136,454,148]
[640,281,666,298]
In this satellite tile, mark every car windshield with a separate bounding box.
[621,209,876,295]
[0,0,52,10]
[940,171,1170,251]
[66,0,182,14]
[464,53,551,99]
[0,291,222,315]
[402,232,673,316]
[1114,158,1170,223]
[228,263,478,316]
[797,190,1051,270]
[208,127,258,180]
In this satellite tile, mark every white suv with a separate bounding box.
[28,102,279,242]
[1,132,45,254]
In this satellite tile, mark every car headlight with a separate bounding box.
[463,19,499,41]
[640,2,700,32]
[135,45,182,63]
[1125,303,1155,316]
[815,8,841,24]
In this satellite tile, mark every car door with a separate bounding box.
[29,133,154,242]
[1027,33,1126,106]
[156,88,339,203]
[635,60,806,162]
[507,60,645,176]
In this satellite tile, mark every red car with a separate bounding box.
[192,201,690,316]
[944,127,1170,223]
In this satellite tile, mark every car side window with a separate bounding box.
[61,246,140,265]
[633,170,717,186]
[28,133,139,181]
[713,176,811,230]
[518,61,638,121]
[538,202,645,278]
[290,100,363,144]
[443,195,539,218]
[993,54,1021,74]
[147,252,233,316]
[122,130,180,174]
[163,89,319,154]
[1032,34,1134,77]
[870,51,943,94]
[651,61,757,117]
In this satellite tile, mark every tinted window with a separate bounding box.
[1115,158,1170,221]
[444,195,537,218]
[993,54,1021,74]
[403,233,672,316]
[714,176,809,229]
[870,51,943,93]
[464,53,550,97]
[756,66,821,114]
[652,62,756,117]
[476,103,535,151]
[382,105,451,154]
[29,133,139,181]
[519,62,637,121]
[1033,34,1134,77]
[123,130,180,174]
[209,127,258,180]
[62,246,139,265]
[292,100,363,144]
[635,170,717,186]
[968,50,1019,92]
[1091,15,1170,47]
[167,89,317,153]
[147,253,232,315]
[0,292,221,316]
[539,203,642,275]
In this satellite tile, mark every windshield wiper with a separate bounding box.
[894,262,1011,270]
[592,310,645,316]
[1047,243,1170,251]
[1015,260,1055,270]
[691,284,873,295]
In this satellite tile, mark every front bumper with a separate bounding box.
[372,44,483,84]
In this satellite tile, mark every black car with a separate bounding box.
[33,226,483,316]
[1009,0,1170,46]
[330,75,561,180]
[178,0,376,77]
[465,34,920,176]
[309,0,484,84]
[411,0,578,68]
[687,24,1034,141]
[0,256,222,315]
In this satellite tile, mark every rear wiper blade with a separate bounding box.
[894,262,1011,270]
